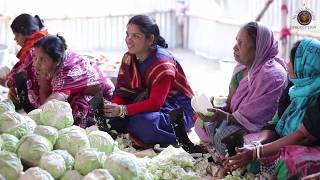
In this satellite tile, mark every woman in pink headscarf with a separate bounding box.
[34,35,114,128]
[194,22,287,156]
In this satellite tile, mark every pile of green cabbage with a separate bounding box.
[0,99,227,180]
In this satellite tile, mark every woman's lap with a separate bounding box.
[128,112,176,144]
[204,120,246,156]
[109,111,176,144]
[261,145,320,178]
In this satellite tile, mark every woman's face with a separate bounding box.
[34,47,59,77]
[233,28,256,67]
[13,32,28,47]
[125,23,154,57]
[287,58,295,79]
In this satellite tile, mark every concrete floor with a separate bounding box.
[172,49,236,97]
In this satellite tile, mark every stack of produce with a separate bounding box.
[0,98,260,179]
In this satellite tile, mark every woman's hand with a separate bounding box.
[197,108,228,122]
[0,78,6,86]
[0,66,10,87]
[104,100,121,118]
[8,87,18,102]
[223,147,253,171]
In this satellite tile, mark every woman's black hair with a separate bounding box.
[128,14,168,48]
[34,34,68,63]
[290,40,302,69]
[10,13,45,36]
[243,22,258,49]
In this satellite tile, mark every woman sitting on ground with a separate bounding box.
[0,13,48,112]
[103,15,195,148]
[194,22,287,156]
[34,34,114,128]
[225,38,320,179]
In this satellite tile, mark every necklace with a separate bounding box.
[137,58,145,63]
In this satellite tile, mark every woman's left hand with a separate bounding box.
[104,100,121,118]
[223,147,253,171]
[198,108,228,122]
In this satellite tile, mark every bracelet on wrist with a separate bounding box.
[257,144,264,159]
[226,113,230,123]
[119,105,128,118]
[252,147,257,161]
[257,144,261,159]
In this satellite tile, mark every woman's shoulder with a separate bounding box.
[301,93,320,117]
[65,51,86,62]
[154,47,175,61]
[259,59,287,79]
[302,94,320,140]
[66,51,78,58]
[22,47,36,65]
[315,94,320,106]
[59,51,85,68]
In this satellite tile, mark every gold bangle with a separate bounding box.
[119,105,127,118]
[252,147,257,161]
[123,105,128,116]
[226,113,230,123]
[257,145,261,159]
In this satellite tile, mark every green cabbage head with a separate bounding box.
[74,148,106,175]
[27,109,42,125]
[34,125,58,145]
[40,100,74,130]
[0,99,15,114]
[60,170,83,180]
[0,111,36,139]
[83,169,114,180]
[88,130,117,155]
[0,133,19,152]
[18,167,54,180]
[16,134,53,166]
[39,151,66,179]
[104,151,151,180]
[55,126,90,156]
[0,151,23,180]
[53,149,74,170]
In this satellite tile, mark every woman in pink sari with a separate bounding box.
[195,22,287,156]
[34,35,114,128]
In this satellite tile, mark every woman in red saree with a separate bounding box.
[103,15,195,147]
[34,35,114,128]
[0,13,48,111]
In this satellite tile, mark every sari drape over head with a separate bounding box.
[276,38,320,137]
[230,23,287,132]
